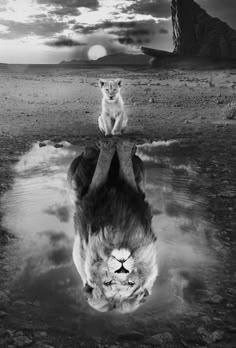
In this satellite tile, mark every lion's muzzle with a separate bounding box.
[108,249,134,273]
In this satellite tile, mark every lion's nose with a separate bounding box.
[114,265,129,274]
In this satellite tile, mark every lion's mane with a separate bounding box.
[69,150,158,313]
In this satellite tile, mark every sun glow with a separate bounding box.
[87,44,107,60]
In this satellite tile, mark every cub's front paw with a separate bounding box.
[104,131,112,136]
[111,129,122,136]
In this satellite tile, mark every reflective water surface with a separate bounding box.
[0,139,224,340]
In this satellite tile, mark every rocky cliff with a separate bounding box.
[171,0,236,59]
[142,0,236,64]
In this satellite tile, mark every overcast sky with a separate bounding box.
[0,0,235,64]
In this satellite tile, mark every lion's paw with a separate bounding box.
[97,139,116,153]
[117,139,136,155]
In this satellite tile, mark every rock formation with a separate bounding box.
[141,47,175,58]
[171,0,236,59]
[142,0,236,65]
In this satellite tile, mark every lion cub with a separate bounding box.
[98,79,128,136]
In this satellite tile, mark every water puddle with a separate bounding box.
[0,139,223,340]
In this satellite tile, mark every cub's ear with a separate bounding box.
[116,79,122,88]
[99,79,105,88]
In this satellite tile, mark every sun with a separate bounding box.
[87,45,107,60]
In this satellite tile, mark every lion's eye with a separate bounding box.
[104,280,113,286]
[106,89,109,92]
[128,281,135,286]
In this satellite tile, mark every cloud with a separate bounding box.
[37,0,99,10]
[48,246,71,266]
[140,17,173,52]
[49,6,81,17]
[45,35,86,47]
[123,0,171,18]
[0,0,6,12]
[42,230,68,244]
[44,204,70,222]
[105,20,156,45]
[0,18,68,39]
[73,23,101,34]
[159,27,169,34]
[29,13,48,19]
[70,33,134,61]
[73,19,170,47]
[0,0,6,9]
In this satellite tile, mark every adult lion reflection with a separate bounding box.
[68,140,158,313]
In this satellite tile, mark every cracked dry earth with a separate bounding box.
[0,65,236,348]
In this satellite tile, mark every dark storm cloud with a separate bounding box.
[196,0,236,30]
[0,18,68,39]
[45,35,86,47]
[123,0,171,18]
[37,0,99,10]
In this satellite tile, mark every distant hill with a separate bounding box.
[59,54,149,66]
[59,59,91,65]
[95,53,149,65]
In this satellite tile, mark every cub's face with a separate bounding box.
[99,79,122,102]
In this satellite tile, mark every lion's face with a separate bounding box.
[73,235,158,313]
[92,249,145,299]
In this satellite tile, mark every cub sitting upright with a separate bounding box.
[98,79,128,136]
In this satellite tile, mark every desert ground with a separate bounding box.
[0,65,235,141]
[0,65,236,348]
